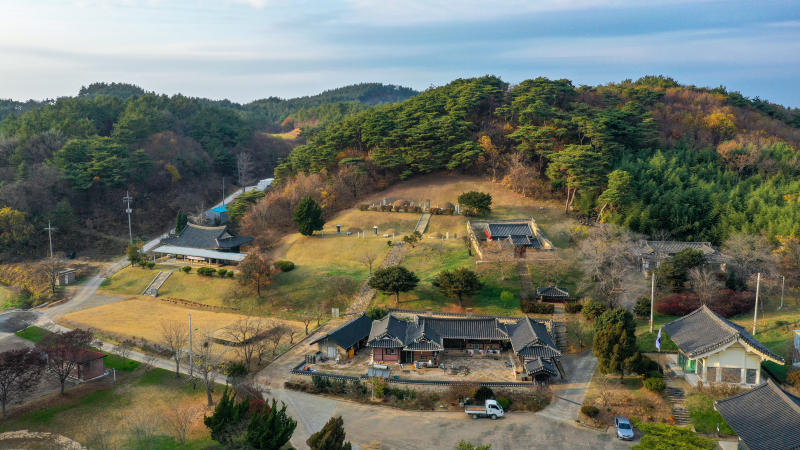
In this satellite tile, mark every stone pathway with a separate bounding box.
[517,261,534,300]
[344,242,409,316]
[664,377,691,426]
[141,270,173,296]
[413,213,431,234]
[552,303,567,352]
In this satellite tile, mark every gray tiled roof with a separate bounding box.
[517,346,562,358]
[367,315,409,348]
[536,286,569,297]
[488,223,533,239]
[524,357,559,377]
[508,235,531,245]
[309,314,373,349]
[715,380,800,450]
[418,317,510,340]
[662,305,784,363]
[638,240,726,262]
[507,317,560,357]
[404,322,443,351]
[162,223,253,250]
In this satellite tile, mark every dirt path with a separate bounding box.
[344,242,409,317]
[517,261,534,299]
[536,349,598,422]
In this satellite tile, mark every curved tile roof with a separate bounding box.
[310,313,373,349]
[162,223,253,250]
[662,305,783,363]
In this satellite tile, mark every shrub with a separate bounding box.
[644,377,666,392]
[146,262,155,269]
[565,301,583,314]
[366,306,389,320]
[634,296,651,318]
[643,370,663,380]
[520,299,554,314]
[411,206,421,213]
[275,260,295,272]
[582,299,607,320]
[788,370,800,388]
[226,271,234,278]
[357,204,369,211]
[460,208,477,217]
[656,290,755,318]
[581,405,600,418]
[182,266,191,274]
[428,207,441,215]
[207,268,217,276]
[138,261,147,268]
[442,208,455,215]
[217,269,228,277]
[473,386,495,404]
[496,397,510,410]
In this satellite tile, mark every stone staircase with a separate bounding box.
[552,303,567,352]
[517,261,534,300]
[345,242,409,316]
[142,270,172,297]
[664,377,691,426]
[414,213,431,234]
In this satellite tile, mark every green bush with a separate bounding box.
[357,204,369,211]
[582,299,607,320]
[565,302,583,314]
[644,377,666,392]
[473,386,495,404]
[366,306,389,320]
[634,296,651,318]
[520,299,554,314]
[226,271,234,278]
[496,397,510,410]
[580,405,599,418]
[217,269,228,277]
[182,266,191,274]
[276,260,295,272]
[643,370,663,380]
[146,262,155,269]
[138,261,147,268]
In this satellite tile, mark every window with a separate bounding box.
[386,348,395,355]
[721,367,742,383]
[746,369,757,384]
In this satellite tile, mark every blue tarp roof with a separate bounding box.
[210,205,227,213]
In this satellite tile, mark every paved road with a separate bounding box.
[271,389,634,450]
[537,349,599,422]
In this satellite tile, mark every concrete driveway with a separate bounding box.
[537,348,598,422]
[272,389,633,450]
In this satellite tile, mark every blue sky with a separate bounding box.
[1,0,799,106]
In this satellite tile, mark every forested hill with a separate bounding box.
[0,82,415,260]
[277,75,800,244]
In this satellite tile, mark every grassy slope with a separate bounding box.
[685,393,735,435]
[15,326,50,343]
[0,368,217,449]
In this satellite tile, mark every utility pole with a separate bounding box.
[752,273,761,335]
[189,314,193,378]
[779,276,785,310]
[123,191,133,244]
[650,271,655,333]
[44,221,57,258]
[222,177,226,206]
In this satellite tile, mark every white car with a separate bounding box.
[614,417,634,440]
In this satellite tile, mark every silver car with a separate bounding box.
[614,417,634,441]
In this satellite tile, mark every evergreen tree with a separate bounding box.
[246,398,297,450]
[592,308,637,338]
[293,196,325,236]
[431,268,484,307]
[306,415,352,450]
[368,266,420,305]
[656,248,706,292]
[175,211,188,235]
[457,191,492,215]
[593,322,640,382]
[203,387,250,445]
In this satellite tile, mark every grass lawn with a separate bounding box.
[635,313,680,353]
[0,367,219,449]
[0,285,12,308]
[100,264,180,297]
[685,393,735,435]
[16,326,51,343]
[371,240,526,316]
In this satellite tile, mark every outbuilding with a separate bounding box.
[310,313,373,360]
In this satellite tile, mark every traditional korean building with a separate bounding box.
[310,313,374,360]
[715,379,800,450]
[366,313,562,381]
[153,223,253,265]
[663,305,783,387]
[635,240,728,275]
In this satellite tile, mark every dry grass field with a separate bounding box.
[60,297,303,346]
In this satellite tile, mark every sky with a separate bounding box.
[1,0,799,107]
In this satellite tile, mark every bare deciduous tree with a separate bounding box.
[266,325,290,357]
[39,256,65,294]
[191,330,225,406]
[336,164,370,199]
[358,251,379,275]
[432,244,447,263]
[0,349,46,417]
[724,233,778,281]
[236,151,255,187]
[142,352,159,373]
[576,225,642,309]
[127,407,160,450]
[689,266,718,304]
[163,404,199,450]
[160,321,189,379]
[298,313,313,336]
[223,317,272,371]
[188,203,209,226]
[82,417,120,450]
[36,329,97,394]
[530,258,571,286]
[114,341,134,361]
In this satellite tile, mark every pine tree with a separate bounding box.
[431,268,484,307]
[175,212,188,235]
[593,322,639,382]
[293,196,325,236]
[307,416,352,450]
[368,266,420,305]
[203,387,249,445]
[246,398,297,450]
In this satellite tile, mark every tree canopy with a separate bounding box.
[293,196,325,236]
[368,266,420,305]
[457,191,492,215]
[431,268,485,307]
